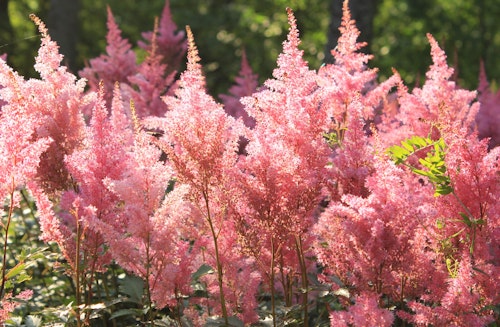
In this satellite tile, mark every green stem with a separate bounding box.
[451,191,478,255]
[145,234,155,327]
[74,208,82,327]
[270,237,277,327]
[0,187,15,299]
[203,188,228,326]
[295,235,309,327]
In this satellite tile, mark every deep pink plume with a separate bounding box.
[138,0,187,74]
[79,6,137,107]
[219,51,258,128]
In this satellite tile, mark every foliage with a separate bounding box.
[0,0,499,326]
[387,136,452,196]
[372,0,500,89]
[3,0,499,95]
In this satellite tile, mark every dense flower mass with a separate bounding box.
[0,0,498,325]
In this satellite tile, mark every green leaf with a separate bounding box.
[401,140,415,152]
[119,275,144,304]
[192,264,214,281]
[5,262,26,280]
[389,136,453,197]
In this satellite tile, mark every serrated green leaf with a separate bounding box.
[5,263,26,280]
[435,186,453,196]
[15,271,31,284]
[411,168,431,177]
[418,158,433,169]
[401,140,414,152]
[413,136,430,148]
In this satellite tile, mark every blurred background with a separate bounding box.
[1,0,499,96]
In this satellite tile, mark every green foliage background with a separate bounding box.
[2,0,500,95]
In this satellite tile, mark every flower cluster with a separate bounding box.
[0,0,498,325]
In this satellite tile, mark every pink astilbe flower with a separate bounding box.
[59,83,134,272]
[0,290,33,324]
[0,16,87,245]
[313,0,398,201]
[0,53,58,258]
[401,256,497,326]
[315,155,445,319]
[0,63,52,203]
[378,34,479,148]
[27,15,88,196]
[145,26,251,320]
[79,6,137,107]
[477,61,500,148]
[138,0,187,75]
[104,126,196,310]
[235,9,331,314]
[397,134,500,325]
[329,292,394,327]
[316,0,399,125]
[122,29,176,118]
[219,51,259,128]
[328,98,373,198]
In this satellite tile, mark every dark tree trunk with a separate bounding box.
[0,0,13,50]
[324,0,379,63]
[47,0,81,72]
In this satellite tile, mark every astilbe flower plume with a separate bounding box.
[477,61,500,148]
[28,15,88,197]
[330,292,394,327]
[0,59,52,205]
[138,0,187,75]
[316,0,399,199]
[104,125,195,311]
[398,130,500,325]
[219,51,259,128]
[378,34,479,148]
[79,6,137,108]
[59,82,134,273]
[121,19,177,118]
[145,26,257,323]
[316,0,399,124]
[235,9,331,321]
[0,34,56,325]
[315,18,499,324]
[315,150,446,324]
[0,15,88,248]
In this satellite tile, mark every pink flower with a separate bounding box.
[477,61,500,148]
[330,292,394,327]
[234,8,330,311]
[219,51,258,128]
[145,26,253,320]
[79,6,137,108]
[0,290,33,324]
[138,0,187,75]
[121,42,176,118]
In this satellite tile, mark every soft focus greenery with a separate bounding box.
[372,0,500,89]
[2,0,499,95]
